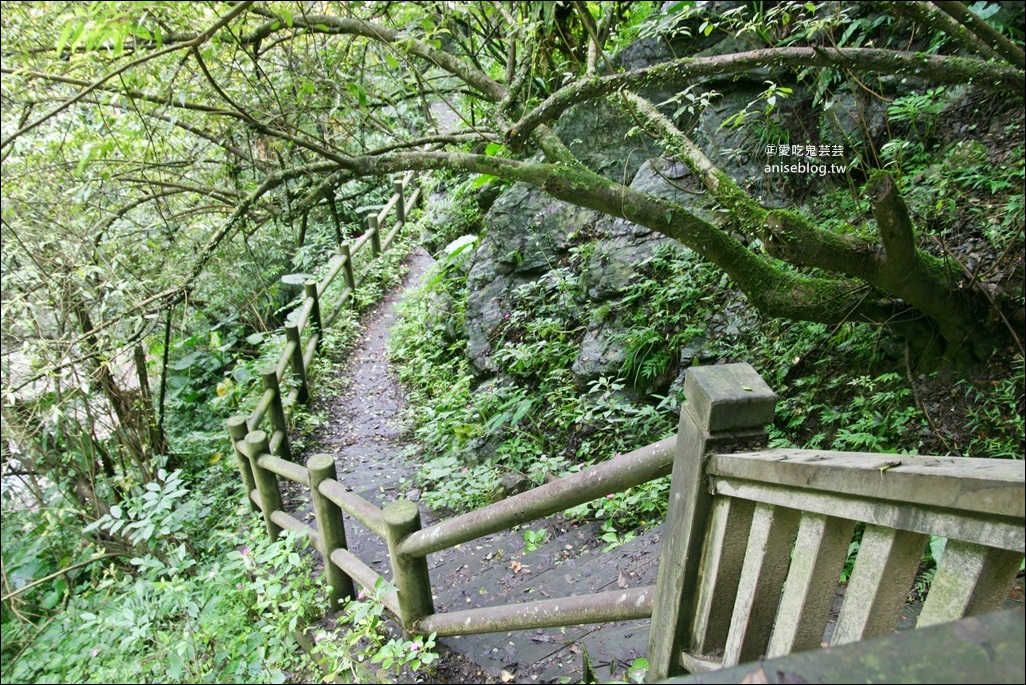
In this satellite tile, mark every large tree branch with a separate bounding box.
[616,89,991,354]
[2,67,236,117]
[508,46,1024,149]
[245,9,506,102]
[933,1,1026,70]
[117,176,244,205]
[867,171,916,269]
[0,1,255,150]
[884,2,1005,63]
[321,147,895,327]
[243,8,579,165]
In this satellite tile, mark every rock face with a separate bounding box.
[457,4,909,395]
[465,181,604,376]
[466,158,716,387]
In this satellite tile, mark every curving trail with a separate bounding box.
[299,246,661,684]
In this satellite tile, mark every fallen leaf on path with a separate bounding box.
[510,560,531,574]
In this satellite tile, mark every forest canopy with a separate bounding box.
[3,1,1024,380]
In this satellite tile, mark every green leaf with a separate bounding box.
[385,53,399,69]
[56,23,74,55]
[347,82,367,108]
[470,174,495,189]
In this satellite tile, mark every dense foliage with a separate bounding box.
[389,176,1023,527]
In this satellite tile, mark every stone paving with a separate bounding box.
[295,247,662,683]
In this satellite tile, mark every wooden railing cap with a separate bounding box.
[684,363,777,432]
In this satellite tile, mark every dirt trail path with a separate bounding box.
[298,247,659,684]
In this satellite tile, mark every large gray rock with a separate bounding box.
[465,182,602,376]
[582,159,694,303]
[459,4,905,394]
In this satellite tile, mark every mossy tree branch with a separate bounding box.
[884,2,1006,64]
[618,90,996,360]
[932,1,1026,70]
[508,46,1024,149]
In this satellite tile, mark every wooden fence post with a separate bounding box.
[340,243,356,293]
[308,454,355,611]
[368,214,381,258]
[646,363,777,682]
[244,430,284,541]
[393,179,405,224]
[304,281,322,350]
[262,367,292,460]
[409,171,419,210]
[284,322,309,404]
[383,500,434,632]
[227,415,258,511]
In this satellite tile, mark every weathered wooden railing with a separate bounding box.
[226,171,419,586]
[646,364,1024,681]
[231,350,1024,678]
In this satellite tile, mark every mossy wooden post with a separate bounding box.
[409,171,419,209]
[646,363,777,682]
[304,281,321,351]
[393,179,406,223]
[383,500,434,632]
[245,430,284,541]
[368,214,381,258]
[284,322,309,404]
[340,243,356,292]
[308,454,355,611]
[262,367,292,460]
[227,415,258,512]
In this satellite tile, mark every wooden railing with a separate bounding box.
[645,363,1024,681]
[225,171,420,610]
[229,282,1024,678]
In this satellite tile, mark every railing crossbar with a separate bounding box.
[317,253,351,299]
[417,586,655,637]
[276,339,297,381]
[330,548,400,615]
[323,287,355,330]
[247,388,275,431]
[269,509,320,547]
[257,453,309,486]
[319,479,387,538]
[400,435,676,559]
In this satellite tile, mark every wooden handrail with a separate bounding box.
[707,448,1025,518]
[318,479,387,538]
[417,586,656,637]
[399,434,677,559]
[646,364,1025,681]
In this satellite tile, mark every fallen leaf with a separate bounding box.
[617,572,627,588]
[500,670,515,682]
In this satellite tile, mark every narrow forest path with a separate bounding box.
[295,247,661,684]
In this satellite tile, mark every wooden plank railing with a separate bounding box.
[223,171,419,606]
[646,363,1025,682]
[228,259,1023,681]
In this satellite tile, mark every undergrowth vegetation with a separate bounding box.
[2,220,439,683]
[389,127,1024,531]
